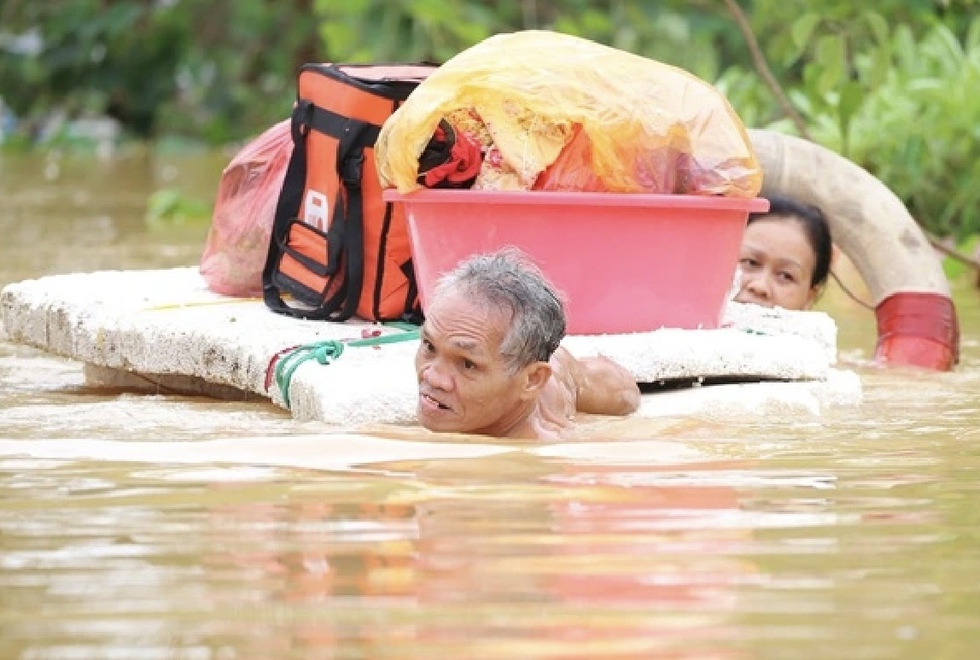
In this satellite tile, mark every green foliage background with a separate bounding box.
[1,0,978,238]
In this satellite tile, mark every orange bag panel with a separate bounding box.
[279,221,331,294]
[264,62,439,322]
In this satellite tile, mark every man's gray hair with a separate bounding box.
[433,247,566,371]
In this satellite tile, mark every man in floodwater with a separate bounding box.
[415,248,641,439]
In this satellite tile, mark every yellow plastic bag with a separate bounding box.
[376,30,762,197]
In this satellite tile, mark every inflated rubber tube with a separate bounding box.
[747,128,959,370]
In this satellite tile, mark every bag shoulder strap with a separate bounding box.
[262,101,325,318]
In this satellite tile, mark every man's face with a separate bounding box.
[415,288,532,436]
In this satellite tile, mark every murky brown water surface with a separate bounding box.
[1,153,979,659]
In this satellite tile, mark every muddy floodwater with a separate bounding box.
[2,152,979,659]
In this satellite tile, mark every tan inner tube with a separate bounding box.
[747,129,958,370]
[747,129,950,303]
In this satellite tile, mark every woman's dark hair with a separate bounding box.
[748,195,833,288]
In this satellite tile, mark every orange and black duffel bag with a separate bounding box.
[262,63,438,323]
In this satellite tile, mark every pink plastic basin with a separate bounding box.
[384,189,770,335]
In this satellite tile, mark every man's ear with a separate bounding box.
[519,361,553,400]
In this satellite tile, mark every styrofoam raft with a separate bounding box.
[1,267,860,424]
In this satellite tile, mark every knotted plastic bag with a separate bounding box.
[200,120,292,297]
[376,30,762,197]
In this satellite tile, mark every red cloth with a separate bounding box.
[418,124,483,188]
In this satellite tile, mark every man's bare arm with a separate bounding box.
[553,348,641,416]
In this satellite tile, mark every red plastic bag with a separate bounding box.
[533,124,608,192]
[200,120,292,297]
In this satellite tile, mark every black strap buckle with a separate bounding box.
[340,152,364,187]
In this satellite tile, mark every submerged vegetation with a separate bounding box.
[1,0,979,240]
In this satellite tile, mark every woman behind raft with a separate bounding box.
[416,248,641,440]
[735,195,833,311]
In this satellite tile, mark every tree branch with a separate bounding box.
[720,0,812,139]
[719,0,980,281]
[929,236,980,271]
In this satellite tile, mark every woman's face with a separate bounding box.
[735,216,818,311]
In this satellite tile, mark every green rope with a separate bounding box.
[273,323,421,409]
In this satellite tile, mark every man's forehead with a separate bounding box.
[447,336,487,354]
[422,320,500,351]
[422,295,509,352]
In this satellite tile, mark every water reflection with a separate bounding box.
[6,445,976,658]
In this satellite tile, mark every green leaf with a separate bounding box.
[866,47,892,87]
[145,188,210,228]
[865,11,890,47]
[966,16,980,57]
[815,34,847,93]
[838,81,864,120]
[790,13,821,58]
[836,81,864,155]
